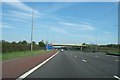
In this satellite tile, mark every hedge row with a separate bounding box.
[2,40,46,53]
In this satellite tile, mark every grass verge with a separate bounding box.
[2,50,51,61]
[0,53,1,61]
[105,51,120,56]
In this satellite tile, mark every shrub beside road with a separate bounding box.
[2,40,46,53]
[2,50,51,61]
[2,40,49,61]
[0,53,1,61]
[82,44,120,56]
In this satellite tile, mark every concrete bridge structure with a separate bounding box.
[51,43,86,50]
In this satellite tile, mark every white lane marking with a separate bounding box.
[96,56,99,57]
[106,55,110,56]
[112,56,118,58]
[17,51,59,79]
[74,56,77,58]
[71,54,73,55]
[115,59,119,62]
[113,75,120,80]
[82,59,87,63]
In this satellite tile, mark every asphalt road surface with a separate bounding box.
[27,50,119,78]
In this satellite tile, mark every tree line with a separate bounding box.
[99,44,119,48]
[2,40,46,53]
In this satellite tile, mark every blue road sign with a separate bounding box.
[46,44,53,50]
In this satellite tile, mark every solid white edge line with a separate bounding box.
[113,75,120,80]
[16,51,59,79]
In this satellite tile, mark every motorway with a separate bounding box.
[26,50,119,78]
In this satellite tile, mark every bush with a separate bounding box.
[2,40,46,53]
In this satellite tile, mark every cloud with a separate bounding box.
[3,10,42,24]
[59,22,77,26]
[10,11,32,17]
[103,31,112,34]
[80,24,94,30]
[58,15,95,24]
[3,11,31,23]
[0,24,15,29]
[10,10,41,19]
[10,18,29,23]
[50,27,68,34]
[4,1,73,22]
[59,21,95,31]
[5,0,32,13]
[44,3,74,14]
[81,22,92,25]
[4,0,41,15]
[3,0,42,24]
[102,31,112,38]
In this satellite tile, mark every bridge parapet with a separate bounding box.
[52,44,86,47]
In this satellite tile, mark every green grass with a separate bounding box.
[2,50,51,61]
[97,47,119,54]
[83,46,120,55]
[0,53,1,61]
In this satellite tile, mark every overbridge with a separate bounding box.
[51,43,86,50]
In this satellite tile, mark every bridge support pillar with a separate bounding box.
[80,46,82,50]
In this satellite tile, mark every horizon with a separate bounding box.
[1,39,119,45]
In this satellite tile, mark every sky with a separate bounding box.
[1,1,118,45]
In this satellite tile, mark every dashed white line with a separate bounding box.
[106,55,110,56]
[71,54,73,55]
[113,75,120,80]
[115,59,119,62]
[112,56,118,58]
[17,51,59,79]
[82,59,87,63]
[96,56,99,57]
[74,56,77,58]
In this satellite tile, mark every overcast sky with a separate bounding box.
[2,1,118,44]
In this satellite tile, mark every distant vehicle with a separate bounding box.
[61,49,64,52]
